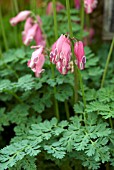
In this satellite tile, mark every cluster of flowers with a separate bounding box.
[10,10,86,77]
[74,0,98,14]
[50,34,86,75]
[10,1,88,78]
[10,11,45,46]
[27,35,86,77]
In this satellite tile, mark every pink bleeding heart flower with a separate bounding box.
[23,23,38,46]
[84,0,98,14]
[46,1,65,15]
[34,26,46,47]
[22,17,33,43]
[10,10,31,26]
[50,34,71,75]
[74,41,86,70]
[74,0,80,9]
[34,15,46,47]
[27,46,45,77]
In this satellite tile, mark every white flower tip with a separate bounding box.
[31,45,42,49]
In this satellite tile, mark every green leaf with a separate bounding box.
[16,74,35,91]
[9,156,37,170]
[0,108,9,131]
[8,104,29,124]
[55,84,73,102]
[44,143,66,159]
[74,102,84,114]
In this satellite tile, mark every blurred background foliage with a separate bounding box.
[0,0,105,52]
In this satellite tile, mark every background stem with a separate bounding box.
[80,0,84,39]
[52,0,58,39]
[66,0,73,37]
[101,37,114,129]
[66,0,78,103]
[0,7,9,51]
[64,100,70,120]
[30,0,37,14]
[101,37,114,88]
[13,0,19,13]
[51,64,60,120]
[86,13,90,29]
[11,1,19,47]
[78,70,86,109]
[51,0,60,120]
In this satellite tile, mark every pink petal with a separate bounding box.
[74,41,86,70]
[10,10,31,26]
[23,23,38,45]
[84,0,98,14]
[34,26,46,47]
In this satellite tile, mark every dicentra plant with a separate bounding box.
[0,0,114,170]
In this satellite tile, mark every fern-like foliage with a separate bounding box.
[0,114,112,170]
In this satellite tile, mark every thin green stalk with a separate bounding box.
[85,14,90,45]
[0,7,8,51]
[101,37,114,88]
[64,100,70,120]
[78,69,86,123]
[4,90,23,103]
[86,13,90,29]
[52,0,58,39]
[78,70,86,109]
[51,0,60,120]
[30,0,37,13]
[13,0,19,13]
[34,0,37,14]
[51,64,60,120]
[11,1,19,47]
[66,0,73,37]
[101,37,114,129]
[51,0,58,40]
[80,0,84,39]
[66,0,78,103]
[109,118,113,129]
[74,67,79,103]
[0,47,2,59]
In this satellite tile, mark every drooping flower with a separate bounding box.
[27,46,45,77]
[84,0,98,14]
[10,10,46,47]
[22,17,33,44]
[46,1,65,15]
[74,41,86,70]
[34,26,46,47]
[50,35,71,75]
[10,10,31,26]
[23,23,38,45]
[74,0,80,9]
